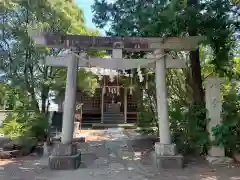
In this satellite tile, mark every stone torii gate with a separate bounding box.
[28,30,205,170]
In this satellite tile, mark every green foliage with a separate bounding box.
[92,0,239,103]
[0,0,103,145]
[0,118,27,138]
[211,124,236,149]
[135,78,159,135]
[52,68,99,102]
[17,136,38,155]
[1,0,100,113]
[170,103,209,155]
[0,83,36,110]
[92,0,239,156]
[137,111,158,135]
[135,66,209,155]
[0,111,48,141]
[212,85,240,153]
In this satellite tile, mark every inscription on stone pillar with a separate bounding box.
[206,77,224,157]
[206,77,222,140]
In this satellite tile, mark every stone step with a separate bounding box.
[104,114,124,117]
[103,114,124,117]
[92,123,134,128]
[103,118,124,122]
[104,118,123,121]
[103,119,124,122]
[102,112,125,123]
[103,121,124,124]
[103,113,124,115]
[103,116,124,119]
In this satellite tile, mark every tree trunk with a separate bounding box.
[190,49,204,104]
[187,0,205,104]
[41,86,49,114]
[41,96,46,113]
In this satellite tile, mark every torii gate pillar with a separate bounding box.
[154,49,171,144]
[154,49,183,168]
[48,55,81,170]
[61,55,78,144]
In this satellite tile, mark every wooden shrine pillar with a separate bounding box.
[124,87,127,123]
[101,78,105,123]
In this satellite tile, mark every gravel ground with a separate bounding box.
[0,128,240,180]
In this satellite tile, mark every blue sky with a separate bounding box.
[75,0,106,34]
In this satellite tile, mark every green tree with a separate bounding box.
[0,0,99,114]
[92,0,239,104]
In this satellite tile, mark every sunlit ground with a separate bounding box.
[0,159,16,166]
[76,129,115,141]
[200,176,240,180]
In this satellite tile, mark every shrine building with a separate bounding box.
[55,67,139,128]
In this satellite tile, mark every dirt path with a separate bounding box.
[1,128,240,180]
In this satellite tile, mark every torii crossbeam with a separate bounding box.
[28,29,205,51]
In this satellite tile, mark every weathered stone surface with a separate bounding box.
[93,157,109,167]
[73,137,85,143]
[51,143,78,156]
[206,156,233,165]
[155,142,176,156]
[49,152,81,170]
[2,141,21,151]
[153,153,184,169]
[0,149,21,159]
[208,146,225,157]
[206,77,226,159]
[0,137,11,148]
[109,163,125,170]
[233,152,240,162]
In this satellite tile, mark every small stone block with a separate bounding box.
[155,142,176,156]
[79,137,85,143]
[208,146,225,157]
[51,143,77,156]
[49,152,81,170]
[206,156,233,165]
[73,137,85,143]
[155,154,184,169]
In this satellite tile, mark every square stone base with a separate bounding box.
[152,151,183,169]
[49,152,81,170]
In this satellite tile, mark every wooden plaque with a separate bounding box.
[44,34,149,50]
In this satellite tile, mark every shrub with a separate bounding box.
[0,111,48,142]
[212,87,240,155]
[137,101,210,155]
[170,103,209,155]
[137,111,158,135]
